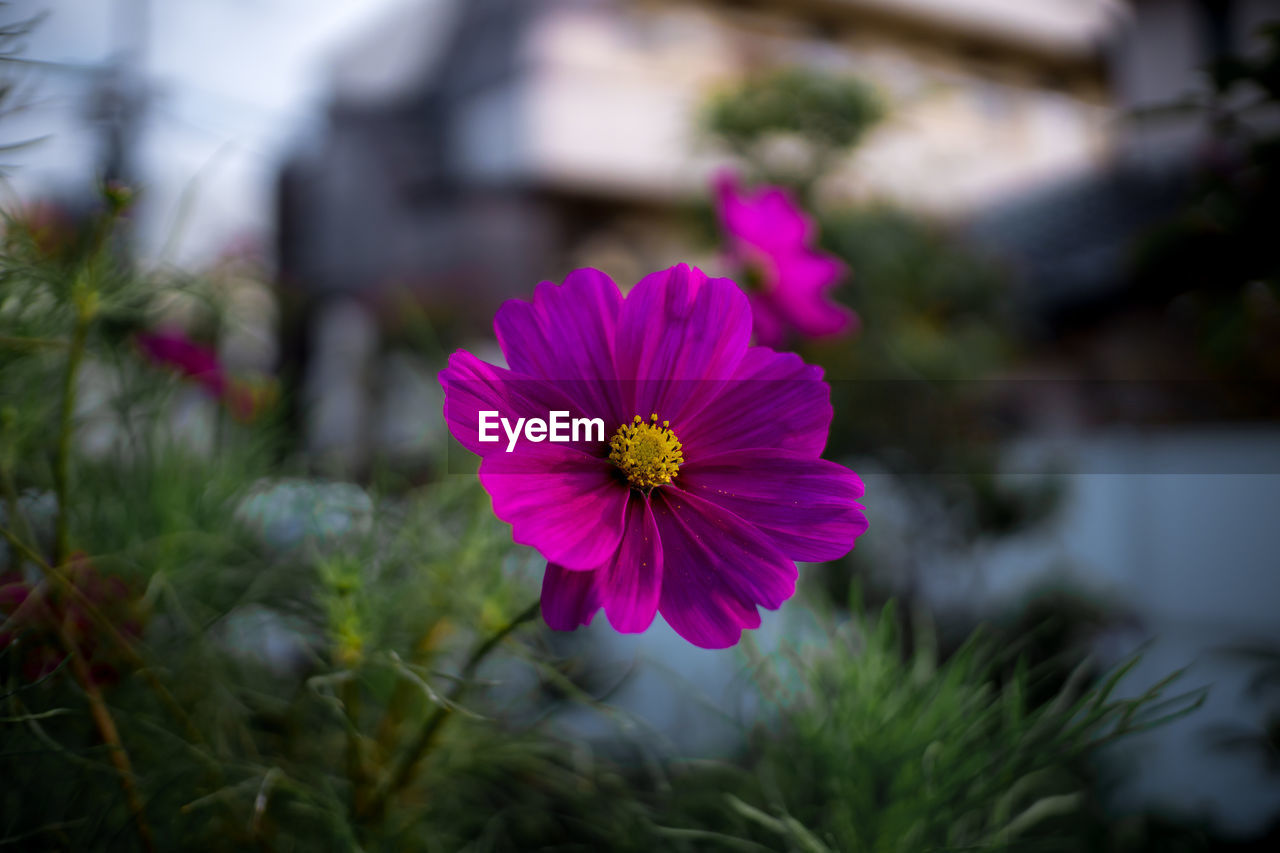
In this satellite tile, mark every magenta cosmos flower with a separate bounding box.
[136,329,275,423]
[715,171,857,348]
[136,329,227,397]
[439,265,867,648]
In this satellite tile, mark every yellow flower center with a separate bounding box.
[609,414,684,489]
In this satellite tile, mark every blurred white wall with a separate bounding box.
[321,0,1121,213]
[433,0,1120,211]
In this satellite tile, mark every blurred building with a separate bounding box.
[277,0,1124,326]
[278,0,1138,469]
[275,0,1157,471]
[971,0,1280,333]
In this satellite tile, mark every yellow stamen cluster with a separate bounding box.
[609,414,684,489]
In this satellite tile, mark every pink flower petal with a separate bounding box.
[677,450,867,562]
[479,443,628,570]
[541,563,602,630]
[677,347,832,459]
[494,269,625,424]
[713,173,857,346]
[747,294,790,349]
[439,350,595,458]
[600,496,663,633]
[540,496,663,635]
[136,330,227,397]
[765,250,855,339]
[651,489,796,649]
[615,264,751,425]
[714,171,813,251]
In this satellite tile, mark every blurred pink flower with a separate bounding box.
[714,171,857,347]
[136,329,275,423]
[136,329,227,397]
[0,553,141,686]
[439,265,867,649]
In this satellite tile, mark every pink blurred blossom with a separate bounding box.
[714,171,857,347]
[136,329,275,422]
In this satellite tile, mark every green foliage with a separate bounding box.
[675,602,1206,853]
[705,68,883,189]
[3,435,658,849]
[817,205,1012,381]
[0,196,633,850]
[0,6,47,176]
[0,65,1213,853]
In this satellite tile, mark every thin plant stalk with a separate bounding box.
[57,616,157,853]
[359,599,541,822]
[40,222,156,850]
[0,334,69,351]
[52,309,88,567]
[343,674,366,815]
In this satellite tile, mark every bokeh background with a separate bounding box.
[4,0,1280,849]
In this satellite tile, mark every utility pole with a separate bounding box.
[87,0,148,248]
[89,0,149,188]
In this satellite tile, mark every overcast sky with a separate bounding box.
[3,0,405,266]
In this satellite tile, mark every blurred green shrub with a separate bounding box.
[0,189,615,851]
[705,67,883,192]
[664,601,1205,853]
[817,205,1012,381]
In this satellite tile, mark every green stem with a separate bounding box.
[0,335,69,351]
[8,525,156,851]
[53,312,89,567]
[359,600,541,822]
[0,523,45,572]
[23,271,157,849]
[56,616,157,853]
[342,674,365,814]
[1,420,38,572]
[1,467,32,548]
